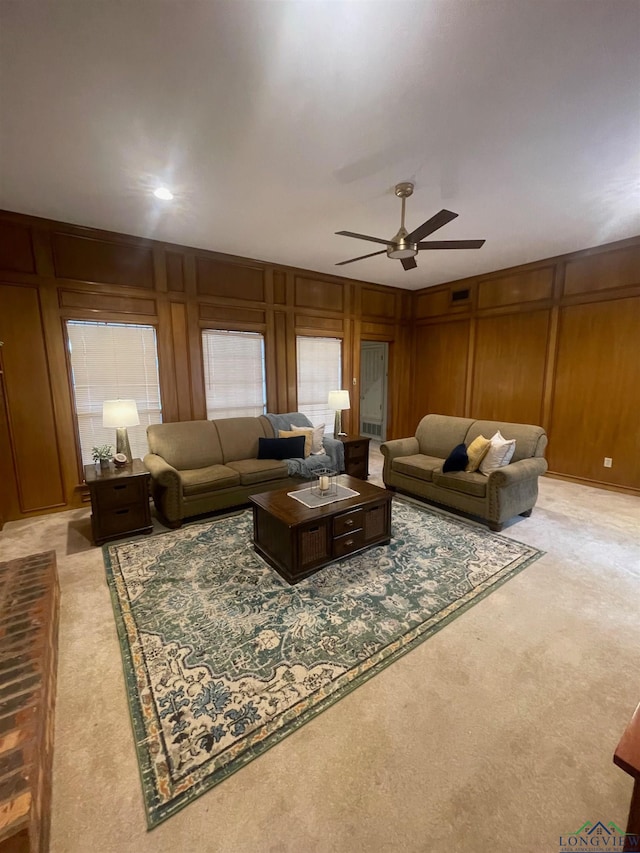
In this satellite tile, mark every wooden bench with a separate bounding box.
[0,552,59,853]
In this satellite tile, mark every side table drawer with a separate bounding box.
[95,504,149,539]
[333,528,365,559]
[333,508,364,537]
[348,459,368,479]
[347,441,368,460]
[94,477,147,510]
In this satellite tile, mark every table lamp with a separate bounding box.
[102,399,139,462]
[328,390,350,438]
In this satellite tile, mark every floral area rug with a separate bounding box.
[104,498,543,828]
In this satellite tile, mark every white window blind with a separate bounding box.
[66,321,162,465]
[296,336,342,430]
[202,329,266,419]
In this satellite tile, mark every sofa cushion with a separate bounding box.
[278,429,311,457]
[465,435,491,472]
[465,420,545,462]
[147,421,223,470]
[213,417,271,463]
[415,414,474,458]
[181,464,240,496]
[443,443,469,473]
[258,435,305,460]
[226,458,289,485]
[479,431,516,475]
[392,454,443,482]
[433,470,488,498]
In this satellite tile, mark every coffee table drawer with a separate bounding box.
[333,528,365,559]
[333,508,364,537]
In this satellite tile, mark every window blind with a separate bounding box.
[296,336,342,430]
[66,321,162,465]
[201,329,266,419]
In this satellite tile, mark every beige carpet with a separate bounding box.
[1,446,639,853]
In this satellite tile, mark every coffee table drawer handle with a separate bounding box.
[344,538,354,547]
[344,518,354,527]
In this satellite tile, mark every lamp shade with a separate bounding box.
[327,390,350,411]
[102,399,140,428]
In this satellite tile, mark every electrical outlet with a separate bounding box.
[603,457,613,468]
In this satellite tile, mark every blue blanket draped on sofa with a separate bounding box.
[265,412,345,476]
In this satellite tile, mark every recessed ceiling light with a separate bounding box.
[153,187,174,200]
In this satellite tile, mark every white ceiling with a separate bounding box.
[1,1,639,291]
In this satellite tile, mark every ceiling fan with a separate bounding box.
[335,182,485,271]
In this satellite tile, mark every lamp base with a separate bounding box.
[115,427,132,462]
[333,410,347,439]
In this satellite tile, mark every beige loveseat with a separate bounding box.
[144,413,344,527]
[381,414,548,531]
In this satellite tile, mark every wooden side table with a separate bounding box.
[338,435,370,479]
[84,458,152,545]
[614,701,640,852]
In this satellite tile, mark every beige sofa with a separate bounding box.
[381,414,548,531]
[144,413,343,527]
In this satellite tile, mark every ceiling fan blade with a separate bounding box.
[335,230,390,247]
[401,257,418,271]
[407,209,458,243]
[417,239,486,250]
[335,249,386,266]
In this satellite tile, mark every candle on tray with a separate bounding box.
[319,475,329,492]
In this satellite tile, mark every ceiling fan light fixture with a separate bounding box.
[387,243,417,260]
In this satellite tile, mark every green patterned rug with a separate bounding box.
[104,498,543,828]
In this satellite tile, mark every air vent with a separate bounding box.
[362,422,382,437]
[451,288,470,302]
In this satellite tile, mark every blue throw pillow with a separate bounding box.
[257,436,306,461]
[443,443,469,473]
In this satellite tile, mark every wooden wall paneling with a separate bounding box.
[58,289,157,315]
[264,308,277,414]
[155,301,180,423]
[294,276,344,313]
[169,302,194,421]
[413,320,471,422]
[285,297,298,412]
[51,233,155,289]
[0,220,36,274]
[187,299,207,421]
[0,346,19,523]
[477,267,554,310]
[31,226,55,278]
[547,296,640,489]
[196,256,265,301]
[345,316,356,436]
[273,270,286,305]
[360,286,398,321]
[415,288,450,319]
[38,286,88,497]
[165,251,185,292]
[273,311,289,413]
[199,304,266,326]
[0,284,65,512]
[563,245,640,296]
[470,310,550,424]
[464,318,476,417]
[294,314,344,334]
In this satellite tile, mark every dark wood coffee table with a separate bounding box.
[250,475,393,584]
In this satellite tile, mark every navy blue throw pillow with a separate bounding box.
[443,443,469,473]
[257,435,306,461]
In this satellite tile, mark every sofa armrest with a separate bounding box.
[322,436,346,473]
[143,453,182,492]
[489,457,548,486]
[380,436,420,461]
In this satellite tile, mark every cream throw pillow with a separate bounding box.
[288,423,326,455]
[279,428,313,458]
[479,430,516,475]
[465,435,491,472]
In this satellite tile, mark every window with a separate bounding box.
[66,321,162,465]
[296,336,342,429]
[201,329,266,419]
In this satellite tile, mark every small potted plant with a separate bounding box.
[92,444,113,470]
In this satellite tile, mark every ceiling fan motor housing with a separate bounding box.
[387,225,417,259]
